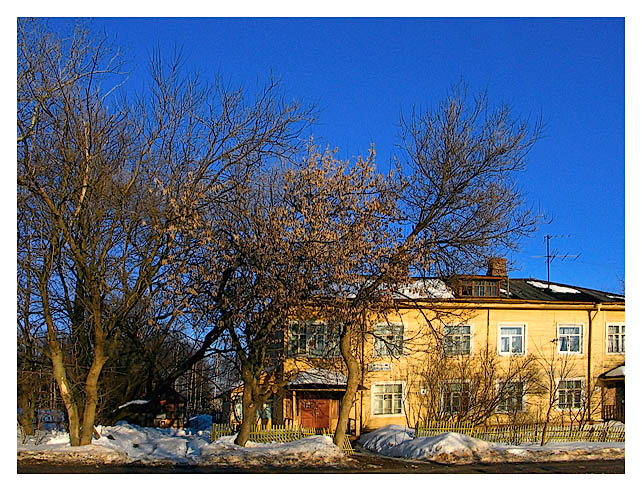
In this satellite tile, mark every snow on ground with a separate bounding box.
[200,435,346,468]
[358,425,625,464]
[17,419,347,468]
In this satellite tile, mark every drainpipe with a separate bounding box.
[587,303,602,422]
[359,327,365,436]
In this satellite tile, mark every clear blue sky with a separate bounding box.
[66,17,625,293]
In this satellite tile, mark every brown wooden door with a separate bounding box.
[299,398,330,429]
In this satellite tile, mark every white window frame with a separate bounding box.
[497,323,527,356]
[495,380,527,413]
[443,324,473,356]
[557,323,584,355]
[373,322,405,357]
[288,321,339,358]
[370,381,406,417]
[606,323,625,355]
[440,380,472,415]
[556,378,584,410]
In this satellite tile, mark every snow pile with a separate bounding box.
[357,424,415,453]
[17,426,130,465]
[200,434,346,468]
[17,422,347,468]
[387,432,496,463]
[359,425,624,464]
[95,423,208,464]
[359,426,496,463]
[527,281,580,294]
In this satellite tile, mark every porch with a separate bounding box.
[598,364,625,423]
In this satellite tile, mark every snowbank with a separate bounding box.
[200,435,346,468]
[359,425,625,464]
[17,422,347,468]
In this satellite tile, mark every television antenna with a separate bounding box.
[531,234,581,288]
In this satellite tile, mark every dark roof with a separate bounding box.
[500,278,625,303]
[598,364,625,380]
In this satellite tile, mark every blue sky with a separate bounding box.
[60,17,625,293]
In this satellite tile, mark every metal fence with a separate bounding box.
[211,423,354,455]
[415,421,625,445]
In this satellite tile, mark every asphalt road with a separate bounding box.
[17,451,625,474]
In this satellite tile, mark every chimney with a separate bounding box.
[487,257,507,277]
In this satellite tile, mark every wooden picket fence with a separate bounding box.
[211,423,354,455]
[415,421,625,445]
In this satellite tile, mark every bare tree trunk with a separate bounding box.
[540,405,553,446]
[42,283,82,445]
[235,365,258,447]
[79,346,108,445]
[334,322,360,447]
[17,387,35,436]
[49,343,82,446]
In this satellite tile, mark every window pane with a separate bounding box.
[501,337,510,352]
[512,336,523,353]
[462,338,471,354]
[374,398,382,414]
[560,326,580,335]
[559,337,568,352]
[569,336,580,352]
[501,327,522,335]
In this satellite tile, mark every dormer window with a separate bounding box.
[458,278,500,297]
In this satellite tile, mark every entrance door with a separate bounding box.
[299,397,330,429]
[616,383,625,422]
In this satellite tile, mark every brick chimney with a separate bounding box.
[487,257,507,277]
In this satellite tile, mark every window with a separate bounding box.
[496,381,525,413]
[444,325,472,355]
[558,324,583,354]
[289,323,308,356]
[373,323,404,357]
[372,383,404,416]
[459,279,499,297]
[557,379,583,409]
[607,324,625,354]
[288,322,338,357]
[441,381,471,414]
[499,325,525,355]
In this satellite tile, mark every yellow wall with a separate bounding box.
[360,301,624,430]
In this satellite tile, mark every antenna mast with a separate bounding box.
[541,234,581,288]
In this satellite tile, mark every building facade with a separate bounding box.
[220,264,625,435]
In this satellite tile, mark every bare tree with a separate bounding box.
[401,349,541,427]
[189,146,398,446]
[533,342,582,445]
[331,87,541,447]
[17,19,312,445]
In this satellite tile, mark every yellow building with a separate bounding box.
[270,260,624,435]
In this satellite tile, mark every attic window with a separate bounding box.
[459,279,500,297]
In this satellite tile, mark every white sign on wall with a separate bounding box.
[367,362,392,372]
